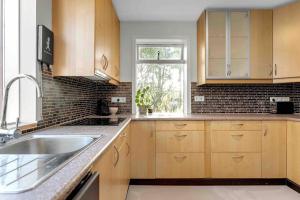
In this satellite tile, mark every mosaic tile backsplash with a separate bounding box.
[191,82,300,113]
[26,69,300,133]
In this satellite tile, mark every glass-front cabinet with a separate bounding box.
[207,10,250,79]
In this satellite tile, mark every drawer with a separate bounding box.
[211,121,262,131]
[156,121,204,131]
[156,131,204,153]
[211,131,262,152]
[211,153,261,178]
[156,153,205,178]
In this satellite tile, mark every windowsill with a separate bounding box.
[19,122,38,131]
[5,122,38,132]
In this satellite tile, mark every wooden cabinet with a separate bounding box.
[156,153,205,178]
[262,121,286,178]
[93,146,113,200]
[156,121,205,178]
[93,125,130,200]
[53,0,120,83]
[287,121,300,184]
[197,10,273,85]
[273,1,300,83]
[156,131,205,153]
[211,153,261,178]
[156,121,205,131]
[211,131,262,153]
[250,10,273,79]
[130,121,156,179]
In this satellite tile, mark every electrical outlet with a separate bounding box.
[270,97,290,103]
[194,96,205,102]
[111,97,126,103]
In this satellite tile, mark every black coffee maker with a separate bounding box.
[97,99,110,116]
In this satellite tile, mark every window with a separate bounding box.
[0,0,41,126]
[135,41,187,114]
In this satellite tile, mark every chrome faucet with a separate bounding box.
[0,74,43,143]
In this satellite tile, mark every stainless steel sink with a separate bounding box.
[0,135,95,154]
[0,135,104,193]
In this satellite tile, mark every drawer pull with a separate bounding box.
[174,155,187,163]
[174,123,187,127]
[174,134,188,139]
[232,155,244,159]
[231,134,244,137]
[233,123,244,126]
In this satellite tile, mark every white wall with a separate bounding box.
[19,0,52,123]
[120,21,197,113]
[120,21,197,82]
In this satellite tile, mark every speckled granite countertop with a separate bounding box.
[2,113,300,200]
[0,117,131,200]
[131,113,300,122]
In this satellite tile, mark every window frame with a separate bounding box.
[134,41,187,114]
[136,43,186,64]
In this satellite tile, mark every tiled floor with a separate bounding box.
[126,185,300,200]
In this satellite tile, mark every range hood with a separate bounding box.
[85,70,119,86]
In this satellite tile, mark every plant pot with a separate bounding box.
[148,108,153,114]
[138,106,148,115]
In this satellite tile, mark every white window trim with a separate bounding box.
[132,38,191,114]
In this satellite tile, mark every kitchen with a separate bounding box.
[1,0,300,199]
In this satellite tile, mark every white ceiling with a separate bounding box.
[113,0,295,21]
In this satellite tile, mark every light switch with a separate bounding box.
[111,97,126,103]
[194,96,205,102]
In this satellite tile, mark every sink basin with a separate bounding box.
[0,135,95,154]
[0,135,103,193]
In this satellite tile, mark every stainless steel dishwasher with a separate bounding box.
[66,171,99,200]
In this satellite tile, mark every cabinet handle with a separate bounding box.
[113,145,119,167]
[126,142,130,156]
[104,56,109,70]
[274,64,277,76]
[101,55,106,70]
[269,66,273,77]
[232,155,244,159]
[233,123,244,126]
[231,134,244,137]
[174,134,188,138]
[150,131,155,138]
[174,155,187,162]
[174,123,187,127]
[264,129,268,136]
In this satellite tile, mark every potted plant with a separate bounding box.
[135,86,153,115]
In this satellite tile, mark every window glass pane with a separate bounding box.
[138,46,183,60]
[136,63,184,113]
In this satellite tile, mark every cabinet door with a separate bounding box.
[229,11,250,78]
[93,146,113,200]
[250,10,273,79]
[130,121,156,179]
[111,8,120,81]
[262,121,286,178]
[287,121,300,184]
[95,0,106,73]
[273,2,300,79]
[207,11,227,78]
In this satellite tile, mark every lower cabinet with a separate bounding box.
[156,153,205,178]
[262,121,287,178]
[210,121,286,179]
[130,121,156,179]
[287,121,300,185]
[93,125,130,200]
[211,153,261,178]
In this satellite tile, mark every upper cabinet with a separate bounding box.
[273,1,300,83]
[53,0,120,84]
[197,10,273,85]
